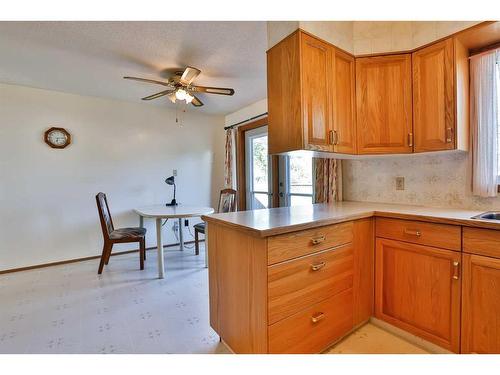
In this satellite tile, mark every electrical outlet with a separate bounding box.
[173,222,179,232]
[395,177,405,191]
[184,219,189,227]
[172,169,177,177]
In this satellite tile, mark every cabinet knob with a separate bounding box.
[403,228,421,237]
[407,133,414,147]
[311,235,326,245]
[311,312,325,323]
[311,261,326,271]
[452,261,460,280]
[446,127,454,143]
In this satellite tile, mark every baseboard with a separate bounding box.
[370,317,452,354]
[0,239,204,275]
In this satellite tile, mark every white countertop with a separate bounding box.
[202,201,497,237]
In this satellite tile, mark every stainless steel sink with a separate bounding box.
[471,211,500,220]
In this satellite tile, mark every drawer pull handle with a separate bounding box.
[311,235,326,245]
[311,313,325,323]
[311,261,326,271]
[403,229,421,237]
[452,261,460,280]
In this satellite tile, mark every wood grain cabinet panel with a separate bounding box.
[332,48,357,153]
[267,221,353,264]
[267,31,303,155]
[300,32,334,152]
[376,217,461,251]
[462,254,500,353]
[268,288,353,354]
[375,238,461,352]
[463,227,500,259]
[413,38,455,152]
[268,244,353,324]
[356,54,413,154]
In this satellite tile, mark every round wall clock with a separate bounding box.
[44,127,71,149]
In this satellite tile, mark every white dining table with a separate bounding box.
[134,204,214,278]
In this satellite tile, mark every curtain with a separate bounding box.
[224,128,237,189]
[470,50,499,197]
[313,158,342,203]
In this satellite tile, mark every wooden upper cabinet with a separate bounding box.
[375,238,461,352]
[356,54,413,154]
[462,254,500,354]
[267,31,303,155]
[413,38,455,152]
[300,33,334,152]
[267,30,356,155]
[332,48,357,153]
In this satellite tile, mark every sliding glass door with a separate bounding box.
[279,154,314,206]
[245,126,271,209]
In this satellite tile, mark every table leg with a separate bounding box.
[156,218,164,279]
[178,218,184,251]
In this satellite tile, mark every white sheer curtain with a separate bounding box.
[470,50,499,197]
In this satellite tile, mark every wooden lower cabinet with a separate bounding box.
[461,254,500,353]
[375,238,461,352]
[268,288,353,354]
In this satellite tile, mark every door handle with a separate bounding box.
[311,312,325,323]
[311,261,326,271]
[403,229,421,237]
[311,235,326,245]
[452,261,460,280]
[446,127,454,143]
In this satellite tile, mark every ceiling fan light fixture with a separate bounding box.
[175,88,194,103]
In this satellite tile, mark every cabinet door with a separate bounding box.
[462,254,500,353]
[413,38,455,152]
[375,238,461,352]
[300,33,333,152]
[356,54,413,154]
[332,48,357,154]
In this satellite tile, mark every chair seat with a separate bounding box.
[109,227,147,240]
[194,222,206,233]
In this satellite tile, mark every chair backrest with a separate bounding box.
[218,189,237,213]
[96,192,114,239]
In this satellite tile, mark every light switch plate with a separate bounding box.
[173,169,177,177]
[396,177,405,191]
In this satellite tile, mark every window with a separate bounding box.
[280,154,314,206]
[245,126,271,209]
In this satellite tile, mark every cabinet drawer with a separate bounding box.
[463,227,500,258]
[268,288,353,354]
[268,244,353,324]
[376,217,461,251]
[267,221,353,264]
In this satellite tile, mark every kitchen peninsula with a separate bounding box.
[202,201,500,354]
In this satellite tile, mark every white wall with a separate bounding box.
[0,83,225,271]
[224,98,268,126]
[352,21,480,55]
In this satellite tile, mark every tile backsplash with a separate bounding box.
[343,151,500,210]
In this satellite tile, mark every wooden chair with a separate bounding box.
[194,188,237,255]
[96,192,146,274]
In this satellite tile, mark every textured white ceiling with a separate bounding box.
[0,21,267,115]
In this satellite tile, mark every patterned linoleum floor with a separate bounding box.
[0,244,230,354]
[1,244,426,354]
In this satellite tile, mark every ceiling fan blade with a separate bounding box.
[141,90,175,101]
[191,95,204,107]
[167,92,177,104]
[190,85,235,96]
[179,66,201,85]
[123,76,173,88]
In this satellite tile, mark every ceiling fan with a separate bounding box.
[123,66,235,107]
